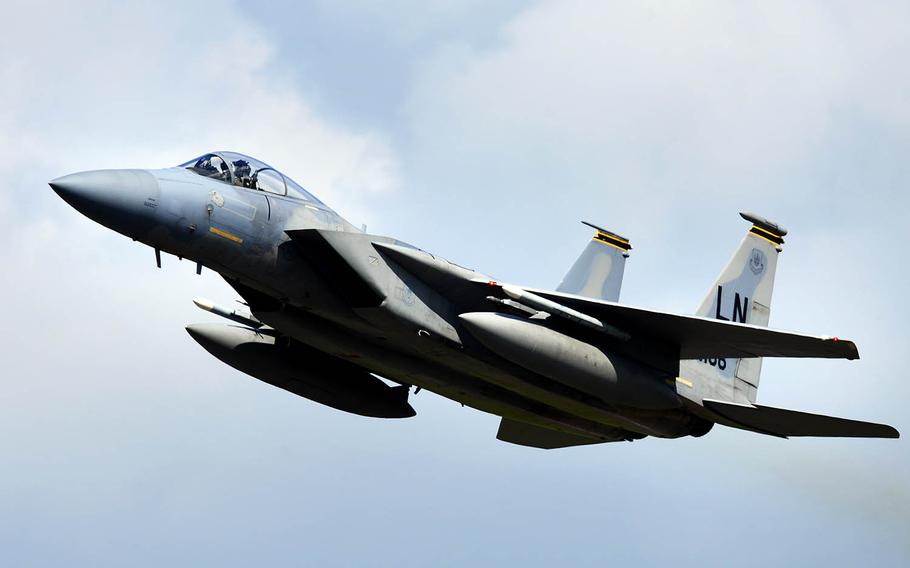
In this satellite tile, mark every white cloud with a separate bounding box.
[2,3,908,563]
[390,0,910,443]
[0,0,405,457]
[405,0,909,201]
[0,0,399,221]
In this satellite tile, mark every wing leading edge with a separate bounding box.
[515,287,859,361]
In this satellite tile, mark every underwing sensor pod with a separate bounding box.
[49,152,898,449]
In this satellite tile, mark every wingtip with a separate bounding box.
[842,339,860,360]
[823,336,860,360]
[869,424,901,439]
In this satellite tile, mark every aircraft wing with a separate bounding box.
[371,241,857,361]
[512,286,859,360]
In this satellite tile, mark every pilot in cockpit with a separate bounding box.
[232,159,252,188]
[181,152,323,203]
[192,155,231,183]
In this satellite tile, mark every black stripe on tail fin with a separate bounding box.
[679,212,786,404]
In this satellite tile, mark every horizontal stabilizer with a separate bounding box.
[497,419,613,449]
[704,399,899,438]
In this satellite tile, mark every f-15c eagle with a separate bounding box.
[50,152,899,448]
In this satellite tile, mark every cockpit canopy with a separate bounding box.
[179,151,323,204]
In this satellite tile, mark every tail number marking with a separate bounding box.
[714,285,748,324]
[698,358,727,370]
[701,284,744,372]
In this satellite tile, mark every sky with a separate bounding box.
[1,1,908,565]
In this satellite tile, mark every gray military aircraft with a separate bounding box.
[50,151,899,448]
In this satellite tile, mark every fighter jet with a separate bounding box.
[49,152,899,448]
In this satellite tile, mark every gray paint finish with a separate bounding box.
[49,152,899,446]
[557,224,630,302]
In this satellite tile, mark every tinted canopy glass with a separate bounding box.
[179,152,323,204]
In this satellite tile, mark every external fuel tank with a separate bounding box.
[186,323,415,418]
[459,312,680,410]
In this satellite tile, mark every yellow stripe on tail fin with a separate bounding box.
[679,212,786,404]
[557,221,631,302]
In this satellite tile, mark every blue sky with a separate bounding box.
[1,1,908,565]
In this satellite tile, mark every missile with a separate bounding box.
[500,285,630,341]
[459,312,679,410]
[193,297,262,329]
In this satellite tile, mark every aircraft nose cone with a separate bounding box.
[49,171,99,200]
[50,169,160,238]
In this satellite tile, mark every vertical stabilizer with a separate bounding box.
[679,212,787,404]
[557,221,631,302]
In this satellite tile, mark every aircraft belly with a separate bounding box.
[231,229,697,439]
[253,308,698,439]
[252,309,632,438]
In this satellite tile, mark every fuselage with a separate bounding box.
[50,153,711,442]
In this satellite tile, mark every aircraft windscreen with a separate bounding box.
[179,152,324,205]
